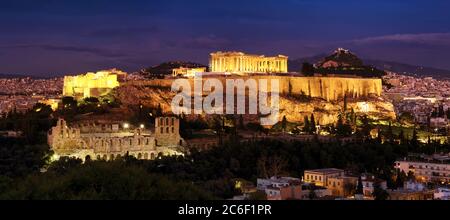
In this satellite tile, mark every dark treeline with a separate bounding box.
[0,158,214,200]
[2,134,448,200]
[0,102,449,199]
[0,103,55,144]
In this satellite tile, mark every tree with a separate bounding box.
[395,170,407,189]
[336,114,351,137]
[356,176,364,195]
[410,126,419,149]
[399,112,414,125]
[343,94,348,112]
[399,129,406,144]
[438,105,445,117]
[308,187,317,200]
[387,122,394,143]
[361,115,371,139]
[281,116,288,132]
[210,116,225,143]
[407,171,415,181]
[248,191,267,200]
[257,156,269,178]
[238,115,245,129]
[156,104,163,116]
[310,114,316,134]
[301,62,315,76]
[288,80,293,96]
[1,162,215,200]
[267,156,288,177]
[303,116,310,133]
[47,157,83,175]
[229,158,241,173]
[372,181,389,200]
[62,96,77,108]
[349,108,356,126]
[257,156,287,178]
[83,97,99,104]
[344,182,356,197]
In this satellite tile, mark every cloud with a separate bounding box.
[87,26,159,38]
[0,0,163,16]
[0,44,126,58]
[352,33,450,46]
[164,35,232,50]
[185,36,231,49]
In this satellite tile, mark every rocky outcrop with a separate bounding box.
[278,96,395,125]
[114,80,395,126]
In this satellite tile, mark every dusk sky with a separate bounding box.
[1,0,450,76]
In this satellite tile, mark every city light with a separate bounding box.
[358,102,370,113]
[0,1,449,204]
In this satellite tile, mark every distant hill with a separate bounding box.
[141,61,207,78]
[0,73,30,79]
[288,54,325,72]
[364,60,450,80]
[291,48,385,78]
[316,48,364,68]
[0,73,61,79]
[289,51,450,80]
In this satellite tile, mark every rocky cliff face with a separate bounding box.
[114,80,396,126]
[278,96,395,125]
[122,75,382,102]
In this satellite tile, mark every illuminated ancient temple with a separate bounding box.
[209,51,288,74]
[63,69,127,100]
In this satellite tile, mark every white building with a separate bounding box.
[434,188,450,200]
[430,117,448,128]
[360,174,387,197]
[395,160,450,183]
[404,181,426,191]
[256,177,302,200]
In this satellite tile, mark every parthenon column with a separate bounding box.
[244,57,248,72]
[217,58,220,72]
[216,58,219,72]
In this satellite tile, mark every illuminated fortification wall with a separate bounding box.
[63,69,125,100]
[136,75,382,101]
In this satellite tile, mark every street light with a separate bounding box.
[123,123,129,129]
[140,124,145,129]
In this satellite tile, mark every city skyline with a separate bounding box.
[2,0,450,76]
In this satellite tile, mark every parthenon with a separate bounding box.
[209,51,288,74]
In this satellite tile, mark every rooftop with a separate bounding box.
[304,168,344,175]
[210,51,288,58]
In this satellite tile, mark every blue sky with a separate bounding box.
[1,0,450,75]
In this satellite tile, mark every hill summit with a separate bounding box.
[299,48,385,78]
[141,61,207,78]
[316,48,363,68]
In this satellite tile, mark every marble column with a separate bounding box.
[214,58,218,72]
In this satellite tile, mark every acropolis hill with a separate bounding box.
[63,49,395,125]
[115,75,394,126]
